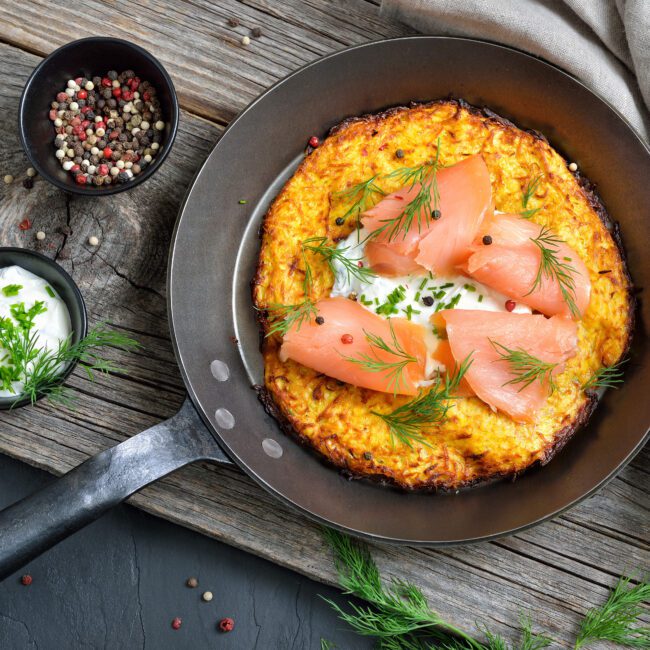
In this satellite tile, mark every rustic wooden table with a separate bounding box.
[0,2,647,647]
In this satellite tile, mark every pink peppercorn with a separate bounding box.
[75,174,87,185]
[505,300,516,312]
[102,147,112,159]
[218,618,234,633]
[48,109,57,121]
[98,164,109,176]
[56,92,68,103]
[112,87,121,98]
[357,261,364,268]
[341,334,354,345]
[20,574,32,586]
[101,77,111,87]
[171,617,182,630]
[74,76,82,85]
[309,135,319,148]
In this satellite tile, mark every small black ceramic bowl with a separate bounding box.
[0,248,87,409]
[19,36,179,196]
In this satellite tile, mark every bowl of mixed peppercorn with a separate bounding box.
[19,37,179,195]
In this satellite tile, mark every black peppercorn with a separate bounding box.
[432,209,441,220]
[335,217,345,226]
[422,296,434,307]
[363,452,373,460]
[315,316,325,325]
[395,149,404,159]
[482,235,493,245]
[22,177,34,190]
[251,27,262,37]
[227,16,240,27]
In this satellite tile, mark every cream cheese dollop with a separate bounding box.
[0,265,72,397]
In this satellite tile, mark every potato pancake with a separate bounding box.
[252,99,633,490]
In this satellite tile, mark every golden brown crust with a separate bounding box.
[252,98,634,491]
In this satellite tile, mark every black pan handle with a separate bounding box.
[0,398,230,580]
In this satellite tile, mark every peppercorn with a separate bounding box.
[308,135,320,148]
[482,235,493,245]
[20,574,32,586]
[251,27,262,37]
[422,296,434,307]
[315,316,325,325]
[3,174,13,184]
[341,334,354,344]
[505,300,516,312]
[23,177,34,190]
[432,209,441,220]
[171,617,182,630]
[186,577,198,588]
[218,618,235,633]
[35,230,45,241]
[395,149,404,158]
[363,451,373,460]
[202,591,213,602]
[335,217,345,226]
[227,16,240,27]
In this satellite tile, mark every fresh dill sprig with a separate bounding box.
[265,299,318,338]
[491,340,558,394]
[527,226,580,318]
[321,528,483,648]
[371,139,443,243]
[332,174,386,227]
[301,236,376,285]
[520,174,543,219]
[574,576,650,649]
[342,322,417,395]
[19,324,141,406]
[582,358,627,391]
[372,355,473,448]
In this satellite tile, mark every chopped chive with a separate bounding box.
[433,290,446,300]
[2,285,22,297]
[45,286,56,298]
[418,278,428,291]
[238,199,248,204]
[440,282,454,289]
[414,291,421,302]
[463,284,476,292]
[478,294,484,303]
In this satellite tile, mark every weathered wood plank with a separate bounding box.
[0,0,414,124]
[0,12,647,647]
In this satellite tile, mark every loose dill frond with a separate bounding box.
[265,299,318,337]
[491,340,558,394]
[527,226,580,318]
[371,138,443,243]
[582,358,627,391]
[372,355,473,448]
[321,528,482,648]
[332,174,386,227]
[19,324,141,406]
[320,640,336,650]
[520,174,543,219]
[342,322,417,395]
[301,236,376,285]
[575,576,650,648]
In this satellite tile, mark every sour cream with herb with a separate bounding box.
[329,229,531,377]
[0,266,72,398]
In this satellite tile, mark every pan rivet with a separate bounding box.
[214,408,235,429]
[262,438,283,459]
[210,359,230,381]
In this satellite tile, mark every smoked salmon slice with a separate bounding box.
[439,310,578,422]
[280,297,429,395]
[465,213,591,319]
[362,155,493,276]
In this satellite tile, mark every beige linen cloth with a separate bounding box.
[381,0,650,140]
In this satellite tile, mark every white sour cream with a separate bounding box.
[0,265,72,397]
[329,229,530,378]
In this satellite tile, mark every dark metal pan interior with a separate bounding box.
[168,37,649,544]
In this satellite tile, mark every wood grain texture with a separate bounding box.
[0,3,647,646]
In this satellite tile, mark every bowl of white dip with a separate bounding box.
[0,248,87,408]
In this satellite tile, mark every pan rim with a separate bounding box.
[168,35,649,545]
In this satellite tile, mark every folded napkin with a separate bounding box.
[382,0,650,140]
